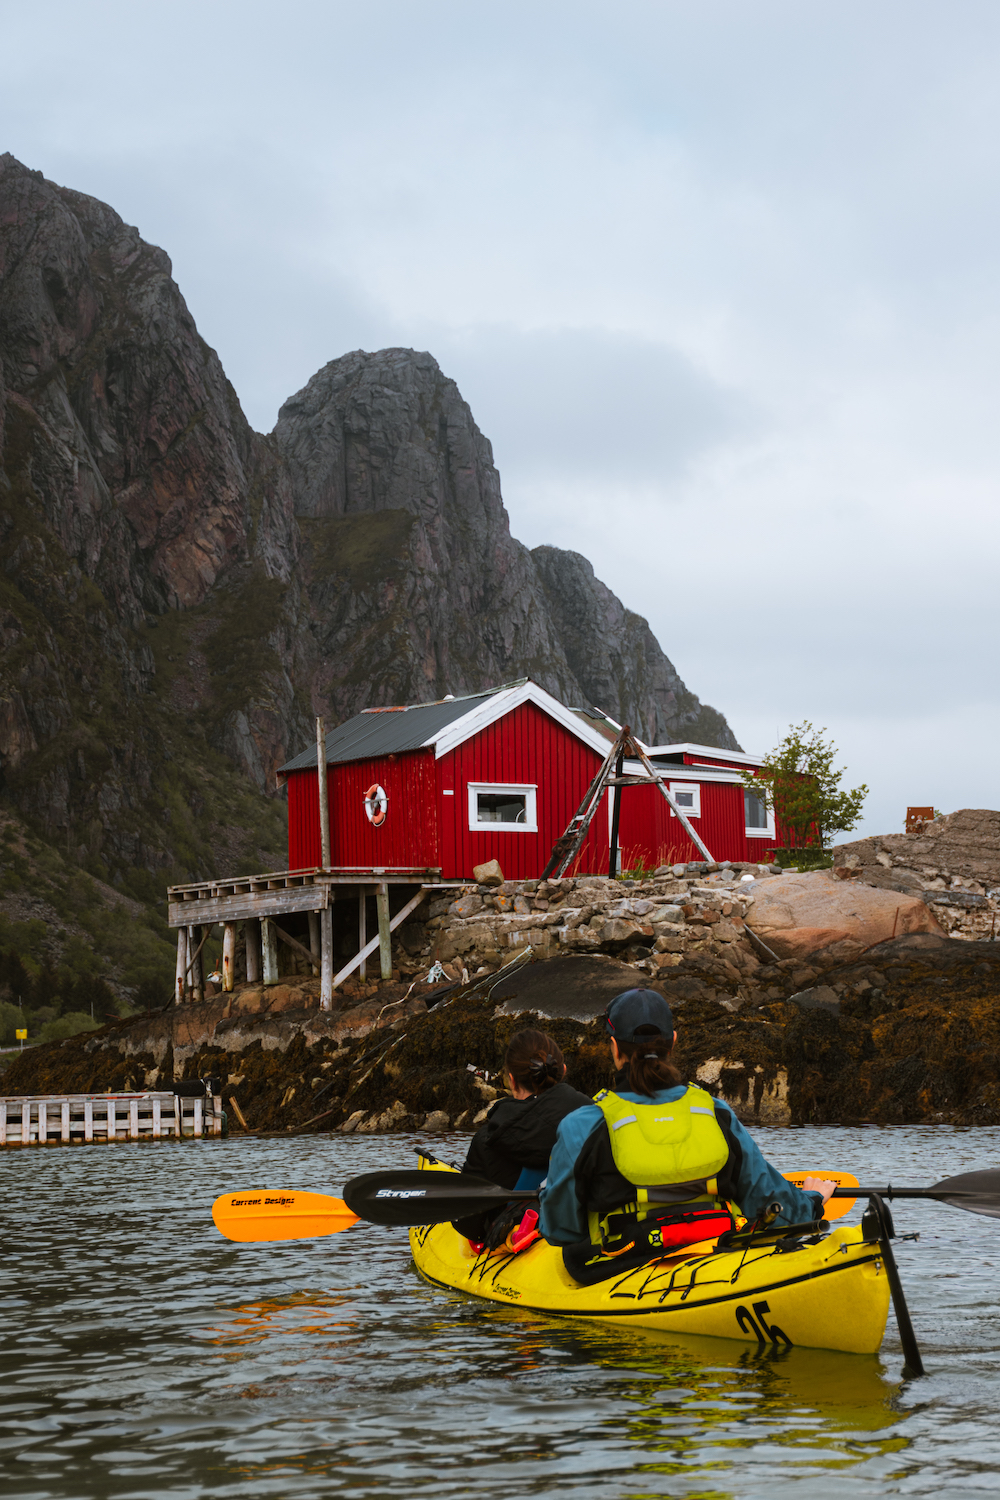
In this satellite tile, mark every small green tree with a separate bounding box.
[741,722,868,854]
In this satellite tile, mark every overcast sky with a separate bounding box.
[3,0,999,840]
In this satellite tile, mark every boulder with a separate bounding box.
[473,859,504,887]
[747,870,944,964]
[492,953,669,1021]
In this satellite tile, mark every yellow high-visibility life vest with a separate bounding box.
[588,1084,732,1249]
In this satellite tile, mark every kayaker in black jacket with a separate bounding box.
[456,1028,592,1248]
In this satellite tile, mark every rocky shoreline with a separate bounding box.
[8,816,1000,1131]
[8,924,1000,1132]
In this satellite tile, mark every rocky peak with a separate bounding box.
[0,153,739,898]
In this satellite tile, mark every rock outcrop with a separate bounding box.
[744,869,945,965]
[833,810,1000,941]
[0,153,738,914]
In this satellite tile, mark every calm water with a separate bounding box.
[3,1126,1000,1500]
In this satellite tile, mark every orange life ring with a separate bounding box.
[364,783,388,827]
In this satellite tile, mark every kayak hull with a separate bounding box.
[408,1167,891,1355]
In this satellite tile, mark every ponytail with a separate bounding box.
[614,1025,681,1096]
[504,1028,564,1094]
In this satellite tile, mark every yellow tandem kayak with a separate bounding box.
[409,1158,891,1355]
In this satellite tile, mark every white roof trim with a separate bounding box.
[424,680,612,760]
[645,742,764,767]
[622,759,744,786]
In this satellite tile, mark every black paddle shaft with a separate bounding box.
[832,1169,1000,1219]
[343,1169,538,1228]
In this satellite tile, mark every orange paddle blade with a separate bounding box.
[212,1189,359,1243]
[783,1171,859,1222]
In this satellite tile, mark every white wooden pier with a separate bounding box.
[0,1091,224,1146]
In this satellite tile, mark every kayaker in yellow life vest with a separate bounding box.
[539,989,836,1286]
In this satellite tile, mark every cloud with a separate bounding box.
[3,0,1000,839]
[431,325,749,484]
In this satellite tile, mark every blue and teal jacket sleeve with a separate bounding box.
[714,1102,824,1227]
[538,1089,824,1245]
[538,1103,604,1246]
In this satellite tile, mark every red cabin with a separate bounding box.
[278,680,775,879]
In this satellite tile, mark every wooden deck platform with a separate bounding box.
[166,865,459,1010]
[0,1091,225,1146]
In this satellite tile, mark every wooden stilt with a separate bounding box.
[320,905,333,1010]
[376,881,392,981]
[245,920,261,984]
[359,891,367,980]
[175,927,188,1005]
[261,918,279,985]
[332,888,425,991]
[308,912,320,976]
[188,925,204,1002]
[222,923,236,992]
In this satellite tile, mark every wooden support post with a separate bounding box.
[107,1098,116,1142]
[376,881,392,980]
[175,927,188,1005]
[152,1098,161,1139]
[359,890,367,980]
[261,918,279,985]
[61,1101,70,1143]
[308,912,320,976]
[608,743,625,879]
[320,905,333,1010]
[245,920,262,984]
[222,923,236,992]
[332,888,425,991]
[316,716,331,868]
[84,1099,93,1143]
[129,1099,139,1140]
[188,925,203,1002]
[38,1102,47,1144]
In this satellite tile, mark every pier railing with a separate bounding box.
[0,1091,224,1146]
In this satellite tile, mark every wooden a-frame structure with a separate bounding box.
[541,725,714,879]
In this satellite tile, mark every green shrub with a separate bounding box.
[37,1012,101,1044]
[0,999,28,1046]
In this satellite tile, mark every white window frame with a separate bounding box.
[667,781,701,819]
[467,782,538,833]
[744,788,775,839]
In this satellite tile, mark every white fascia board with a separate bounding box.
[645,742,765,768]
[426,680,612,760]
[621,759,743,785]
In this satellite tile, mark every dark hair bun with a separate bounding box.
[504,1030,565,1093]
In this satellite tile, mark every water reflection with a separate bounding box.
[3,1127,1000,1498]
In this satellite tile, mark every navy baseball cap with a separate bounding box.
[604,989,675,1043]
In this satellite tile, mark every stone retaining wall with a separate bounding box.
[398,862,787,988]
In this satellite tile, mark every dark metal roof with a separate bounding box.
[279,685,518,773]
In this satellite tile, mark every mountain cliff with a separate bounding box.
[0,153,739,914]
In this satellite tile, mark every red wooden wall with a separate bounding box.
[286,749,439,870]
[615,779,772,867]
[435,700,607,880]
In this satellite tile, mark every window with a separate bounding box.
[744,788,774,838]
[668,782,701,819]
[467,783,537,833]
